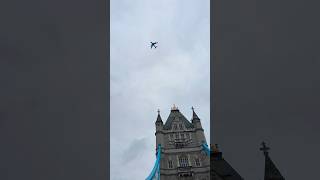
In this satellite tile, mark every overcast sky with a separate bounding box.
[110,0,210,179]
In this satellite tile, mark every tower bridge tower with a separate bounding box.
[154,105,210,180]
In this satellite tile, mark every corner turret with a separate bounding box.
[155,109,164,148]
[155,109,163,130]
[191,107,206,144]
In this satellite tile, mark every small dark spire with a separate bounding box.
[260,141,270,156]
[260,142,285,180]
[156,109,162,122]
[191,106,200,120]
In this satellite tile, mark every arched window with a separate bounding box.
[179,155,189,167]
[179,124,183,130]
[173,124,178,130]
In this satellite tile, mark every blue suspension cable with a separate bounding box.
[202,143,211,156]
[146,145,161,180]
[146,143,209,180]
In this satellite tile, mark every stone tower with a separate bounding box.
[155,105,210,180]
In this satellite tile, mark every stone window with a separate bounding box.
[179,155,189,167]
[195,158,201,166]
[186,133,190,139]
[168,160,173,168]
[175,133,179,139]
[179,124,183,130]
[174,124,178,130]
[170,133,173,139]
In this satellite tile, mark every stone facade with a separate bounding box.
[152,106,284,180]
[155,106,210,180]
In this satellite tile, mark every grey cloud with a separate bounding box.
[121,138,148,164]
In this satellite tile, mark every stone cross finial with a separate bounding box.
[260,141,270,155]
[191,106,194,111]
[157,109,160,114]
[172,104,178,110]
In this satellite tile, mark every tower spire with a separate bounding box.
[260,142,285,180]
[260,141,270,156]
[191,106,200,120]
[156,109,162,123]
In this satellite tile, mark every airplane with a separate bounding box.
[150,42,158,49]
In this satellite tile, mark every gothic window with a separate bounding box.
[179,155,189,167]
[170,133,173,139]
[180,133,184,139]
[186,133,190,139]
[175,133,179,139]
[179,124,183,130]
[174,124,178,130]
[168,160,173,168]
[195,158,201,166]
